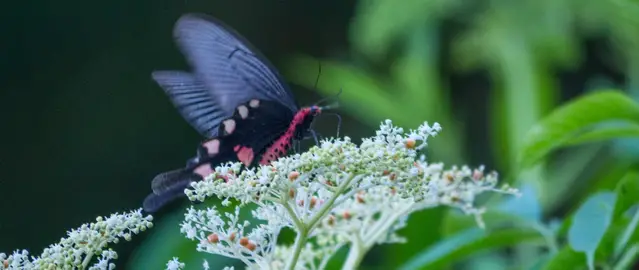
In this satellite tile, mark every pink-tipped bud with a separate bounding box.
[405,139,416,149]
[239,237,249,246]
[207,233,219,243]
[288,171,300,181]
[246,241,257,251]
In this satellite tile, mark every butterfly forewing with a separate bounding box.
[152,71,227,137]
[173,14,298,117]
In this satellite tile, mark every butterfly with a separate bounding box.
[142,13,326,213]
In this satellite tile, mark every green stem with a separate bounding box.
[342,235,365,270]
[81,241,105,269]
[286,227,309,270]
[307,174,358,230]
[364,203,412,248]
[285,174,358,270]
[282,201,304,230]
[81,253,93,269]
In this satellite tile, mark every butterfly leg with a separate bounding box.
[294,140,301,154]
[309,129,322,146]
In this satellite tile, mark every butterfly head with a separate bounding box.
[309,105,322,116]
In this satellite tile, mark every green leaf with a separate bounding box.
[400,227,544,270]
[498,183,543,223]
[613,171,639,220]
[518,90,639,169]
[615,206,639,259]
[612,171,639,258]
[528,253,552,270]
[564,124,639,146]
[542,247,587,270]
[568,191,617,270]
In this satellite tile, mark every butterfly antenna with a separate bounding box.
[333,113,342,138]
[314,62,322,90]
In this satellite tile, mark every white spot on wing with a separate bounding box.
[223,119,236,135]
[203,139,220,155]
[249,99,260,108]
[237,105,249,119]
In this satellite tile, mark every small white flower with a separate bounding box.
[166,257,185,270]
[1,209,153,270]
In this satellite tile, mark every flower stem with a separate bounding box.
[342,235,365,270]
[286,227,309,270]
[307,174,358,230]
[286,174,358,270]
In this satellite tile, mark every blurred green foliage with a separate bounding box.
[129,0,639,269]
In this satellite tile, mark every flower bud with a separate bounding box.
[207,233,219,244]
[405,138,416,149]
[288,171,300,181]
[246,241,257,251]
[239,237,249,246]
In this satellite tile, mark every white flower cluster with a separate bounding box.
[0,209,153,270]
[175,120,520,270]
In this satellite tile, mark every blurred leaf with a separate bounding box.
[540,144,606,212]
[612,171,639,258]
[518,90,639,169]
[528,253,552,270]
[391,25,439,113]
[383,209,446,269]
[284,55,410,127]
[542,248,586,270]
[442,211,525,236]
[613,170,639,220]
[350,0,461,60]
[615,206,639,260]
[555,158,634,239]
[613,243,639,270]
[565,124,639,146]
[400,227,544,270]
[498,183,542,223]
[568,191,617,270]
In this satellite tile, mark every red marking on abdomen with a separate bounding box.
[259,108,313,165]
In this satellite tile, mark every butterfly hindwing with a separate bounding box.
[196,99,294,167]
[143,179,193,213]
[150,168,201,195]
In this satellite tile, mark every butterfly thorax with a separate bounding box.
[259,106,321,165]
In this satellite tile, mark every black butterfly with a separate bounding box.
[143,13,325,213]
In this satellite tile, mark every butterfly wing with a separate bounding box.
[152,71,228,137]
[152,13,298,138]
[143,99,295,213]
